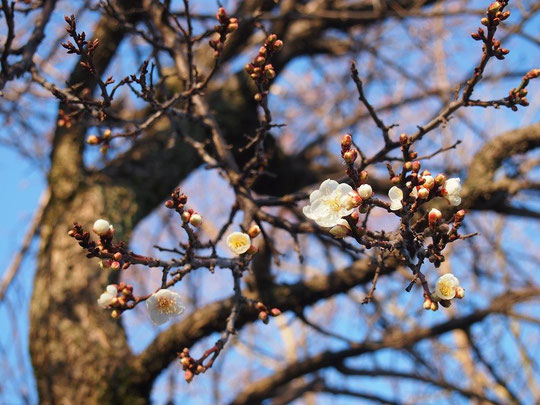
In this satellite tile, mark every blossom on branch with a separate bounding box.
[146,289,185,325]
[303,179,354,227]
[442,178,462,206]
[97,285,118,308]
[226,232,251,255]
[434,273,461,301]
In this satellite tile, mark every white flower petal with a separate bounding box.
[388,186,403,201]
[309,189,320,204]
[106,285,118,296]
[319,179,338,196]
[335,183,353,196]
[390,200,403,211]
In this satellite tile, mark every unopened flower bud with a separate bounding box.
[455,287,465,299]
[93,219,111,237]
[487,2,501,16]
[429,208,442,230]
[272,40,283,51]
[423,298,432,310]
[254,93,262,102]
[270,308,281,317]
[181,211,191,223]
[189,213,202,227]
[340,191,361,210]
[180,357,190,367]
[411,161,421,172]
[258,311,269,324]
[341,134,352,150]
[111,310,120,318]
[399,133,408,145]
[184,370,194,383]
[357,184,373,199]
[86,135,100,145]
[343,149,357,164]
[417,187,429,199]
[404,161,412,171]
[329,224,349,238]
[430,301,439,311]
[110,261,121,271]
[423,175,435,189]
[165,200,174,208]
[248,224,261,238]
[266,34,277,44]
[435,174,446,186]
[216,7,227,20]
[227,21,238,33]
[455,209,466,221]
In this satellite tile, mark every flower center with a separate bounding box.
[157,297,177,314]
[327,196,342,212]
[439,284,452,297]
[232,238,247,248]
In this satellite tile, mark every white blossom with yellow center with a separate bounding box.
[303,179,354,227]
[146,289,185,325]
[226,232,251,255]
[435,273,460,301]
[97,285,118,308]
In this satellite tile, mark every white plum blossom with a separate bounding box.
[303,179,354,227]
[329,219,351,238]
[443,178,462,206]
[146,289,185,325]
[226,232,251,255]
[357,184,373,199]
[93,219,112,236]
[388,186,404,211]
[434,273,460,301]
[97,285,118,308]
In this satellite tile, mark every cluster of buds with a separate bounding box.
[61,15,100,73]
[68,220,132,270]
[341,134,368,186]
[57,109,74,128]
[507,69,540,108]
[165,189,203,227]
[423,274,465,311]
[426,209,467,267]
[97,282,134,317]
[209,8,238,58]
[245,34,283,102]
[178,348,205,383]
[86,129,112,154]
[470,2,510,60]
[226,224,261,256]
[388,155,462,211]
[254,301,281,324]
